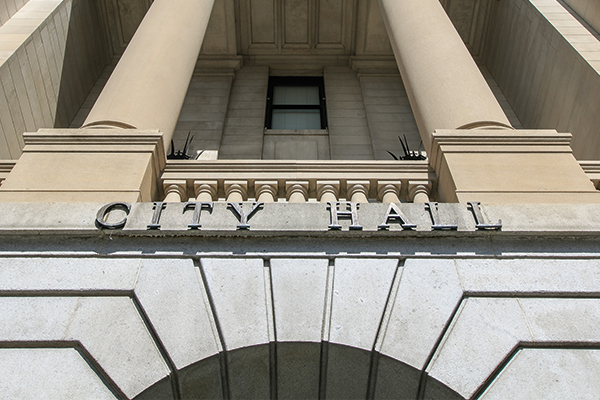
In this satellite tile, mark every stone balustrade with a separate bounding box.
[160,160,435,203]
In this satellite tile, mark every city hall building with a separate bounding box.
[1,0,600,398]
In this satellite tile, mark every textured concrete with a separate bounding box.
[0,257,140,291]
[270,258,328,343]
[3,202,600,234]
[64,297,170,398]
[455,258,600,294]
[201,257,271,350]
[427,298,532,398]
[0,348,116,399]
[134,258,220,370]
[379,259,463,370]
[329,258,397,350]
[481,348,600,400]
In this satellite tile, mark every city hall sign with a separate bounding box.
[95,201,502,232]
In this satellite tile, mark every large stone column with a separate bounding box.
[378,0,512,152]
[82,0,216,152]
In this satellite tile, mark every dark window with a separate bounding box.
[265,77,327,129]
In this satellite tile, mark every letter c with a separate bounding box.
[95,202,131,230]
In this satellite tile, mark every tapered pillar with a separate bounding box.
[83,0,216,153]
[378,0,512,152]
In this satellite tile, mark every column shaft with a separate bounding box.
[378,0,512,152]
[83,0,215,152]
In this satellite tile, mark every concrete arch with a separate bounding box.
[134,343,464,400]
[4,256,600,398]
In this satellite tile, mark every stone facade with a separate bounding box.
[0,0,600,399]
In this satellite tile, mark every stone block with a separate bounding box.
[480,349,600,399]
[455,258,600,294]
[64,297,170,399]
[201,258,270,350]
[0,129,166,202]
[328,258,397,350]
[134,258,220,370]
[430,129,600,203]
[379,259,463,370]
[0,297,77,340]
[0,348,116,400]
[270,258,328,342]
[519,298,600,342]
[0,257,141,292]
[427,298,531,399]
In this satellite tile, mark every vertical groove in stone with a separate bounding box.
[319,258,336,399]
[417,296,467,400]
[195,258,231,400]
[130,294,180,400]
[367,258,404,399]
[264,258,278,400]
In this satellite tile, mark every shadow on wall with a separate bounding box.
[134,343,464,400]
[53,0,112,128]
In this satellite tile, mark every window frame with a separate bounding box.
[265,76,328,130]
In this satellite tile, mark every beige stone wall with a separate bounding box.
[171,74,233,157]
[563,0,600,35]
[325,66,373,160]
[484,0,600,159]
[0,0,28,26]
[360,75,420,160]
[219,66,268,159]
[0,0,111,159]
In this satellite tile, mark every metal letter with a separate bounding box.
[327,202,362,230]
[378,203,416,230]
[95,202,131,230]
[425,202,457,230]
[183,202,213,229]
[468,201,502,230]
[228,202,264,230]
[147,202,167,230]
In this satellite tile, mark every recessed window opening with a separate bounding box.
[265,77,327,130]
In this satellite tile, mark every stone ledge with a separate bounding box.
[0,202,599,237]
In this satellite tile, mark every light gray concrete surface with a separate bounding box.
[64,297,170,399]
[201,257,271,350]
[1,215,600,398]
[270,258,328,343]
[0,297,78,340]
[3,202,600,235]
[134,258,220,370]
[455,258,600,294]
[427,297,532,399]
[329,258,397,350]
[0,348,116,400]
[480,348,600,400]
[379,259,463,370]
[520,298,600,342]
[0,257,140,292]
